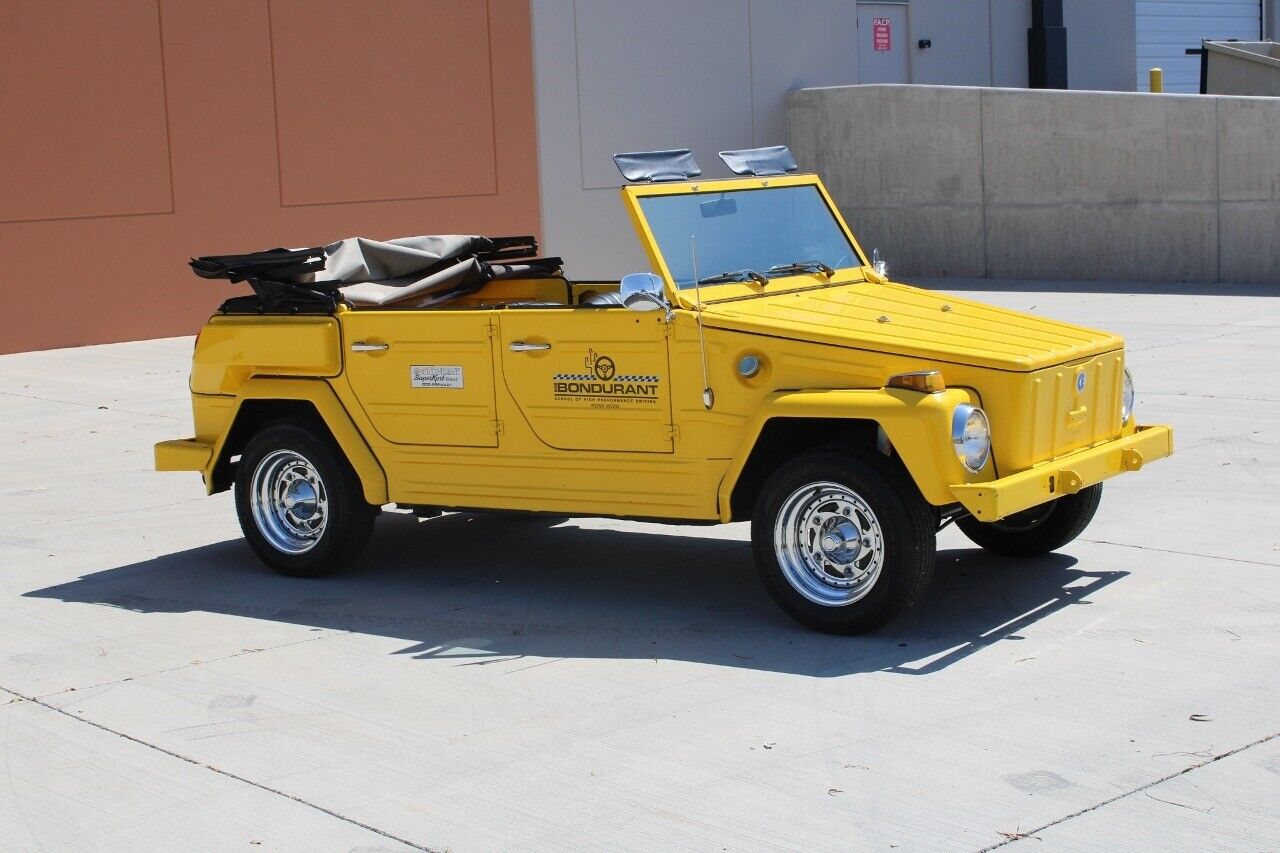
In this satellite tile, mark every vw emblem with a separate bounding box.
[1075,371,1087,393]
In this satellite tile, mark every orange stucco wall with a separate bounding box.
[0,0,541,354]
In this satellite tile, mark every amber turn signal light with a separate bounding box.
[887,370,945,394]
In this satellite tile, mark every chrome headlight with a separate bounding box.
[952,404,991,472]
[1121,369,1135,426]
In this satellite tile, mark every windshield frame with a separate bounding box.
[621,174,872,305]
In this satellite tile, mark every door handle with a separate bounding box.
[350,341,390,352]
[509,342,552,352]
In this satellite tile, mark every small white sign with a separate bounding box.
[410,365,464,389]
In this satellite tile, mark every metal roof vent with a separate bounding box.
[718,145,798,177]
[612,148,702,182]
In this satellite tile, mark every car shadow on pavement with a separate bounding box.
[25,512,1126,678]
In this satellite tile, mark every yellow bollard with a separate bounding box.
[1149,67,1163,93]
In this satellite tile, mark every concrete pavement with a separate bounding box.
[2,281,1278,851]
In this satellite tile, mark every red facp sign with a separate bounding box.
[873,17,891,52]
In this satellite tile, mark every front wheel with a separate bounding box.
[752,451,936,635]
[234,420,376,578]
[956,485,1102,557]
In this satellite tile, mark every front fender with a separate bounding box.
[717,387,992,519]
[204,378,389,505]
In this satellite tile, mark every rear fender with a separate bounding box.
[204,378,388,505]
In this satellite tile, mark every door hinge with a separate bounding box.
[661,320,675,339]
[492,419,504,436]
[666,424,681,441]
[486,317,498,339]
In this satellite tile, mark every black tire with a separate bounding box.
[234,419,376,578]
[956,484,1102,557]
[752,451,936,635]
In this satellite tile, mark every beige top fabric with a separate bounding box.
[301,235,489,307]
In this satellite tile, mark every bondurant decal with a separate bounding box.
[553,379,659,398]
[553,351,660,404]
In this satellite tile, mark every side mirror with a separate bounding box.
[872,248,888,278]
[620,272,666,312]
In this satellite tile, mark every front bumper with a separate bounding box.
[949,424,1173,521]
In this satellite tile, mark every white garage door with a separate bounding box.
[1137,0,1262,92]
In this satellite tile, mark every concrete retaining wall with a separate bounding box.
[789,84,1280,284]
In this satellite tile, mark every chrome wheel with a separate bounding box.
[773,481,885,607]
[249,449,329,554]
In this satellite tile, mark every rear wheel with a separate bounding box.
[752,451,936,634]
[234,420,376,577]
[956,485,1102,557]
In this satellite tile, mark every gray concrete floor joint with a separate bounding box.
[979,729,1280,851]
[0,684,439,852]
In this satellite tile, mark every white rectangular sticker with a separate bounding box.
[410,365,464,389]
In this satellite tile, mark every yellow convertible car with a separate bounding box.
[157,145,1172,633]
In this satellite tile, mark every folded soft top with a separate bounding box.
[191,234,560,312]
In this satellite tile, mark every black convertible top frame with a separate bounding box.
[191,246,339,314]
[191,235,554,315]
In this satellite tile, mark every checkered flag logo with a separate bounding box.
[554,373,659,383]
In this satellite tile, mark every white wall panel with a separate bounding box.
[574,0,752,190]
[531,0,646,279]
[1066,0,1139,91]
[749,0,860,145]
[532,0,858,279]
[989,0,1031,86]
[909,0,994,85]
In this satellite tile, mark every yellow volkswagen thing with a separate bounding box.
[156,146,1173,633]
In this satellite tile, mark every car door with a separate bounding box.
[340,310,499,447]
[498,308,673,452]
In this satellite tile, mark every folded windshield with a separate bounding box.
[638,185,861,289]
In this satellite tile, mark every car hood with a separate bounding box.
[700,282,1122,372]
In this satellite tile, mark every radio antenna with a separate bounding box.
[690,236,714,409]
